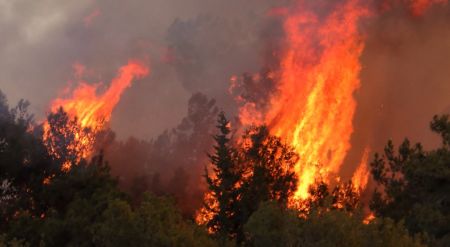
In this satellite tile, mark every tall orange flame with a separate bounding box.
[236,0,447,202]
[43,60,149,163]
[262,0,370,199]
[352,147,371,191]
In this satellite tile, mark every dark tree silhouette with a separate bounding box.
[204,112,241,241]
[202,121,299,244]
[370,115,450,245]
[236,126,298,243]
[0,91,58,227]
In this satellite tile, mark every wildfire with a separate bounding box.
[363,212,376,224]
[259,0,370,200]
[232,0,447,203]
[352,147,371,191]
[198,0,449,229]
[43,60,149,165]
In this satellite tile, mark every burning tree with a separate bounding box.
[302,180,362,215]
[203,112,241,241]
[200,113,298,243]
[42,60,149,170]
[43,107,95,170]
[370,115,450,243]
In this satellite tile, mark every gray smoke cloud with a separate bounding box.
[342,6,450,179]
[0,0,278,139]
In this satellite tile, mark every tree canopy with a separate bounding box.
[370,115,450,246]
[1,89,448,247]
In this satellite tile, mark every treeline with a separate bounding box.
[199,113,449,247]
[0,91,217,246]
[104,92,219,216]
[0,90,449,246]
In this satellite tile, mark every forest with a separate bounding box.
[0,90,448,247]
[2,0,450,246]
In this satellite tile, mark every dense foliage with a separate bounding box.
[245,202,424,247]
[203,112,241,241]
[370,115,450,246]
[0,90,448,247]
[203,114,298,243]
[0,91,215,246]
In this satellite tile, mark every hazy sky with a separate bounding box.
[0,0,449,148]
[0,0,276,139]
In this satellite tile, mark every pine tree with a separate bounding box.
[370,115,450,245]
[236,126,298,242]
[202,119,299,244]
[204,112,240,241]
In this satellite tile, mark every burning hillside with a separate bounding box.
[231,0,449,203]
[36,0,449,209]
[43,60,149,168]
[1,0,449,245]
[263,0,369,200]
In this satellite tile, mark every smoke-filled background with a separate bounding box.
[1,0,449,213]
[0,0,281,139]
[343,5,450,178]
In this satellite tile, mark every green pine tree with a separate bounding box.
[204,112,241,241]
[370,115,450,246]
[236,126,298,243]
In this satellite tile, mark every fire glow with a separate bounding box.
[43,60,149,165]
[40,0,448,218]
[237,0,371,200]
[236,0,448,201]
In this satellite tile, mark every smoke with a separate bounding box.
[104,92,219,216]
[0,0,281,140]
[0,0,283,217]
[342,4,450,178]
